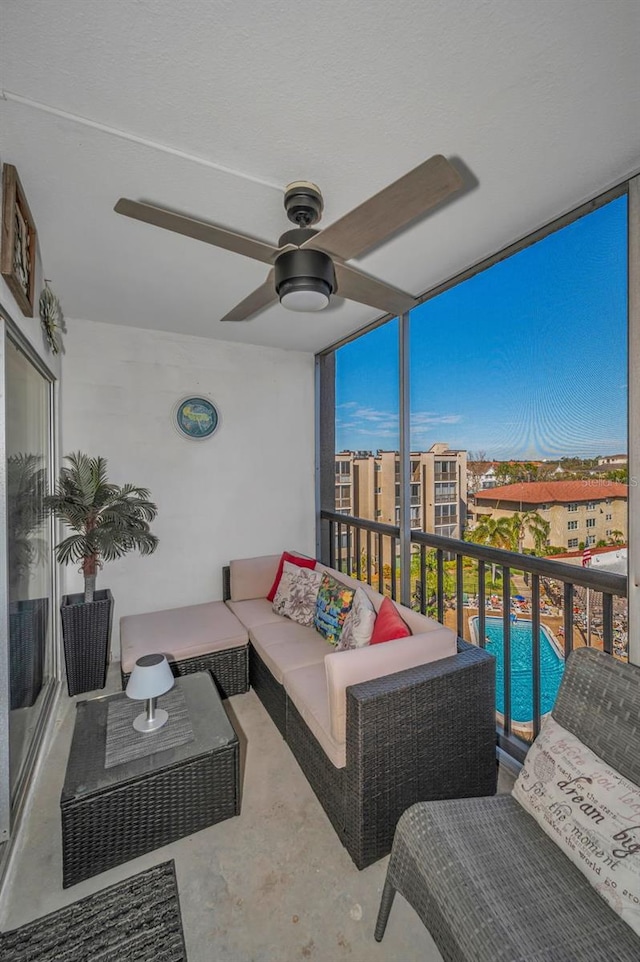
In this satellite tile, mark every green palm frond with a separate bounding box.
[45,452,159,593]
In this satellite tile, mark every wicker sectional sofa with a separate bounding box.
[223,553,497,869]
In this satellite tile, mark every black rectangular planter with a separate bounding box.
[61,589,114,696]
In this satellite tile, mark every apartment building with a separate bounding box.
[335,443,468,537]
[471,480,628,550]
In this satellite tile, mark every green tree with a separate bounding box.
[494,462,539,486]
[466,515,513,550]
[465,515,513,581]
[45,452,159,603]
[510,510,550,554]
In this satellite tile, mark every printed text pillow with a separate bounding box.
[272,561,323,627]
[314,574,354,646]
[512,715,640,937]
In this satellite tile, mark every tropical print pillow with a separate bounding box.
[314,573,355,645]
[337,587,376,650]
[272,561,323,627]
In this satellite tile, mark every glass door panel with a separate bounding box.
[5,336,54,799]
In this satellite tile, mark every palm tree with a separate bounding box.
[45,452,158,603]
[510,511,550,554]
[467,515,513,550]
[465,515,513,582]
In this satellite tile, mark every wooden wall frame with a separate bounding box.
[1,164,37,316]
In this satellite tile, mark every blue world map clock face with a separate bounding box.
[174,397,219,440]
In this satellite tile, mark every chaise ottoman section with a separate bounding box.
[120,600,249,697]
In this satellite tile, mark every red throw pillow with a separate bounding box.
[267,552,316,602]
[369,596,412,645]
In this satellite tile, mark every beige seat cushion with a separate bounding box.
[249,618,308,651]
[284,662,346,769]
[226,598,284,630]
[250,621,328,684]
[120,600,247,674]
[325,627,457,743]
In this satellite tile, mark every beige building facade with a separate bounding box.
[471,480,628,551]
[335,443,468,537]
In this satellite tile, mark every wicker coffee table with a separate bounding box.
[61,672,239,887]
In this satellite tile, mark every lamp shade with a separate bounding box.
[126,653,174,701]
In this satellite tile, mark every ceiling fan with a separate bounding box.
[114,154,463,323]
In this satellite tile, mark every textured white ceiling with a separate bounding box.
[1,0,639,352]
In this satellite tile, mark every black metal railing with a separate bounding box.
[320,510,628,763]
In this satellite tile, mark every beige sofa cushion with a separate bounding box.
[229,554,281,601]
[225,598,284,630]
[284,662,346,769]
[249,620,327,683]
[120,600,248,674]
[325,627,457,743]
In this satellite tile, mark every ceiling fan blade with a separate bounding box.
[220,271,277,322]
[303,155,463,261]
[334,262,417,316]
[115,199,279,265]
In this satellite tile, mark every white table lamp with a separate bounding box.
[126,653,175,732]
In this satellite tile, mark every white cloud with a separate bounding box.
[337,404,463,447]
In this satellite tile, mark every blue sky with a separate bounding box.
[336,196,627,459]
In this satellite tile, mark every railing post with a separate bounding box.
[563,582,574,659]
[398,312,411,607]
[602,592,614,655]
[502,566,512,737]
[531,574,541,740]
[456,553,464,638]
[478,559,486,647]
[437,549,445,624]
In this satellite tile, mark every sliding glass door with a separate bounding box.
[1,327,56,836]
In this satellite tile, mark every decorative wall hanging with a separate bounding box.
[173,396,220,440]
[39,281,65,354]
[1,164,37,316]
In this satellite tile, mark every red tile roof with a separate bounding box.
[473,480,627,505]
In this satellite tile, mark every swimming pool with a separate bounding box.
[470,616,565,722]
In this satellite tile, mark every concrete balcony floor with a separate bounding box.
[0,664,515,962]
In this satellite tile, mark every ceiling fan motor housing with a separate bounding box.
[275,248,336,310]
[284,181,323,226]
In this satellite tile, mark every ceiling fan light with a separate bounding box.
[279,279,331,312]
[275,247,335,313]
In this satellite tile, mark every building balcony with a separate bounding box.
[434,472,457,482]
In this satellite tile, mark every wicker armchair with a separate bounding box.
[375,648,640,961]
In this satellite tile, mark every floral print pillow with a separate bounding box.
[272,561,323,627]
[314,574,355,645]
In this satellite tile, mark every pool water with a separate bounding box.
[471,616,565,722]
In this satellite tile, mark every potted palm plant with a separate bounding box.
[45,452,159,695]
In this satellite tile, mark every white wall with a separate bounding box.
[61,318,316,654]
